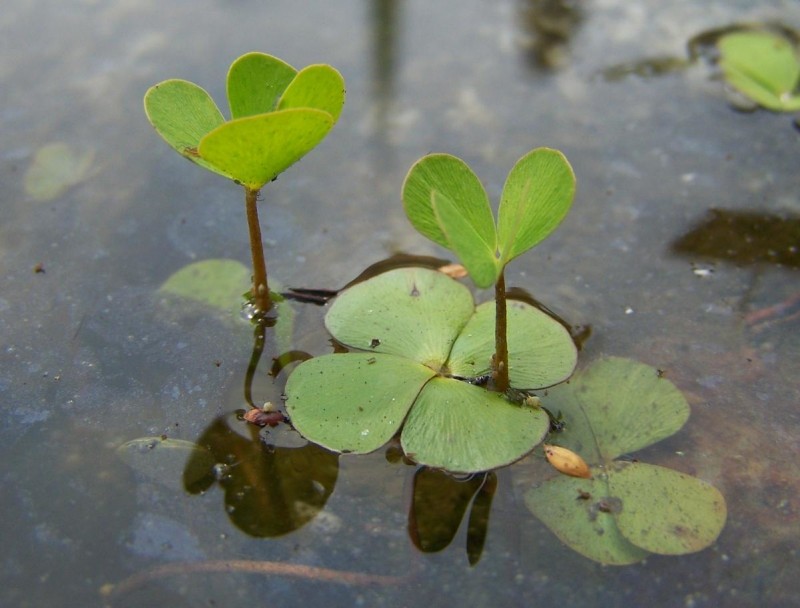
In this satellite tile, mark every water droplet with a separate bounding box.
[360,429,370,436]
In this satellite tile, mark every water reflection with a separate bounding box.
[407,467,498,566]
[517,0,584,71]
[184,414,339,537]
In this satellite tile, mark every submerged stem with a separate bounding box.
[245,187,272,314]
[494,269,510,393]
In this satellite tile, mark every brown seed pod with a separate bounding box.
[543,444,592,479]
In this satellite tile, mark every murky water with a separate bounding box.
[2,1,799,606]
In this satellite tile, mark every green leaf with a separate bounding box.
[431,191,500,288]
[284,353,436,454]
[198,108,334,190]
[718,31,800,112]
[227,52,297,119]
[277,64,346,122]
[24,142,94,202]
[544,357,690,463]
[609,462,727,555]
[497,148,576,265]
[401,377,550,473]
[143,79,229,177]
[325,267,475,371]
[524,473,650,565]
[402,153,497,252]
[447,300,577,389]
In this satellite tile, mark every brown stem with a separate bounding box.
[493,269,509,393]
[245,187,272,314]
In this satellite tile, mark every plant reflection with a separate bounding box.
[517,0,584,71]
[183,414,339,538]
[407,467,498,566]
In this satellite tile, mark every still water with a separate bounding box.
[2,0,799,606]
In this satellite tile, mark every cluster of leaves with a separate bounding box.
[144,52,345,191]
[402,148,575,288]
[525,357,727,564]
[285,266,577,473]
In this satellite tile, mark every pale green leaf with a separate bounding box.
[401,377,549,473]
[284,353,436,454]
[325,267,475,371]
[447,300,577,389]
[24,142,94,202]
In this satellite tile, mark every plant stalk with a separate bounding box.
[493,269,510,393]
[245,187,272,314]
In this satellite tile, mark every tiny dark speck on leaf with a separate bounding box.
[370,338,381,348]
[410,283,420,297]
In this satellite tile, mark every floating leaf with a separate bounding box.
[324,266,475,370]
[285,353,436,454]
[286,267,566,473]
[401,377,549,472]
[718,31,800,111]
[447,300,577,389]
[24,142,94,201]
[497,148,576,265]
[524,357,725,564]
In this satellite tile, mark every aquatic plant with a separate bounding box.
[284,266,577,473]
[401,148,575,392]
[717,30,800,112]
[525,357,727,564]
[144,52,345,314]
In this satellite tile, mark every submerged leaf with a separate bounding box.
[401,377,550,473]
[24,142,94,201]
[117,437,216,493]
[609,461,727,555]
[524,474,650,565]
[158,259,250,313]
[544,357,690,463]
